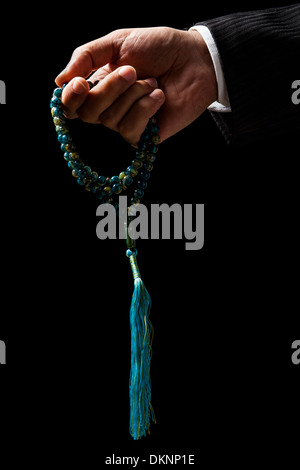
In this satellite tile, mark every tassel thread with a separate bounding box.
[126,248,155,440]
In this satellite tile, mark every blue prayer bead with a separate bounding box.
[140,133,151,143]
[123,175,133,186]
[135,151,146,160]
[53,88,62,98]
[98,175,106,186]
[151,124,159,134]
[126,166,134,175]
[84,165,92,175]
[68,160,81,170]
[50,97,61,108]
[137,180,147,190]
[72,161,84,169]
[140,171,150,181]
[112,183,122,194]
[77,168,88,177]
[61,134,72,143]
[148,143,158,153]
[110,175,120,185]
[91,171,98,181]
[135,189,144,199]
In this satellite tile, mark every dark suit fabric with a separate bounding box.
[197,4,300,145]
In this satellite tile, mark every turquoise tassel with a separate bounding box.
[126,248,155,440]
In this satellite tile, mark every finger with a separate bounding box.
[55,31,123,87]
[99,78,158,129]
[61,77,90,119]
[119,89,165,145]
[77,66,137,123]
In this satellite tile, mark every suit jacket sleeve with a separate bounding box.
[197,4,300,145]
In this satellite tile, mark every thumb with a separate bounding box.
[55,31,124,87]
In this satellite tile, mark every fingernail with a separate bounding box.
[72,78,88,94]
[144,78,158,88]
[118,66,136,82]
[149,89,164,100]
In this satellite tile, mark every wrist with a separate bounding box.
[188,29,218,108]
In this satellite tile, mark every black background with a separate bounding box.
[0,1,299,466]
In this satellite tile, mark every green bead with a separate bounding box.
[53,116,64,126]
[84,166,92,175]
[146,154,156,163]
[136,151,146,160]
[126,166,138,177]
[132,159,143,169]
[55,125,68,135]
[144,162,153,171]
[69,152,80,160]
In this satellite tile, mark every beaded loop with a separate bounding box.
[50,86,160,211]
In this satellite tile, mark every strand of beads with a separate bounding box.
[50,86,160,210]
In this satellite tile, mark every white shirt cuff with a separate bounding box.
[190,25,231,112]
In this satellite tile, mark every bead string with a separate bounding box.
[50,85,160,211]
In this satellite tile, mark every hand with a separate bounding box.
[56,27,217,144]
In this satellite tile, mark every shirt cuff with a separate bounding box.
[190,25,231,112]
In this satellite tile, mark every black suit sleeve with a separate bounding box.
[197,4,300,145]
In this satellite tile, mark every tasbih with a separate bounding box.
[50,84,160,440]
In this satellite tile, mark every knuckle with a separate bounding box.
[99,109,118,129]
[77,107,94,123]
[118,120,137,142]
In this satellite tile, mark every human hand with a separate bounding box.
[55,27,217,144]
